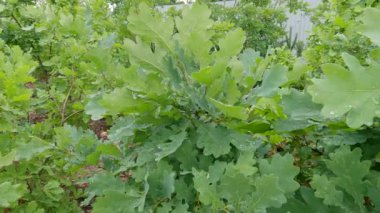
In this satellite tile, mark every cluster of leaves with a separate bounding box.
[205,0,309,55]
[1,0,380,212]
[84,3,303,211]
[304,0,380,69]
[85,3,380,212]
[209,2,286,54]
[0,41,86,212]
[0,0,128,211]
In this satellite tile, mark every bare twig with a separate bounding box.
[60,79,75,125]
[100,70,115,89]
[10,13,47,72]
[10,14,22,28]
[61,110,84,124]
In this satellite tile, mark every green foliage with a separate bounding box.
[358,8,380,46]
[0,0,380,212]
[304,0,380,69]
[308,53,380,128]
[209,1,288,54]
[311,146,375,212]
[0,182,27,208]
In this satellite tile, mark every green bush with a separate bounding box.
[0,0,380,212]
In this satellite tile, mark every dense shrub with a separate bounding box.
[0,0,380,212]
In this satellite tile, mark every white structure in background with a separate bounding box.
[286,0,321,42]
[176,0,196,4]
[158,0,322,42]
